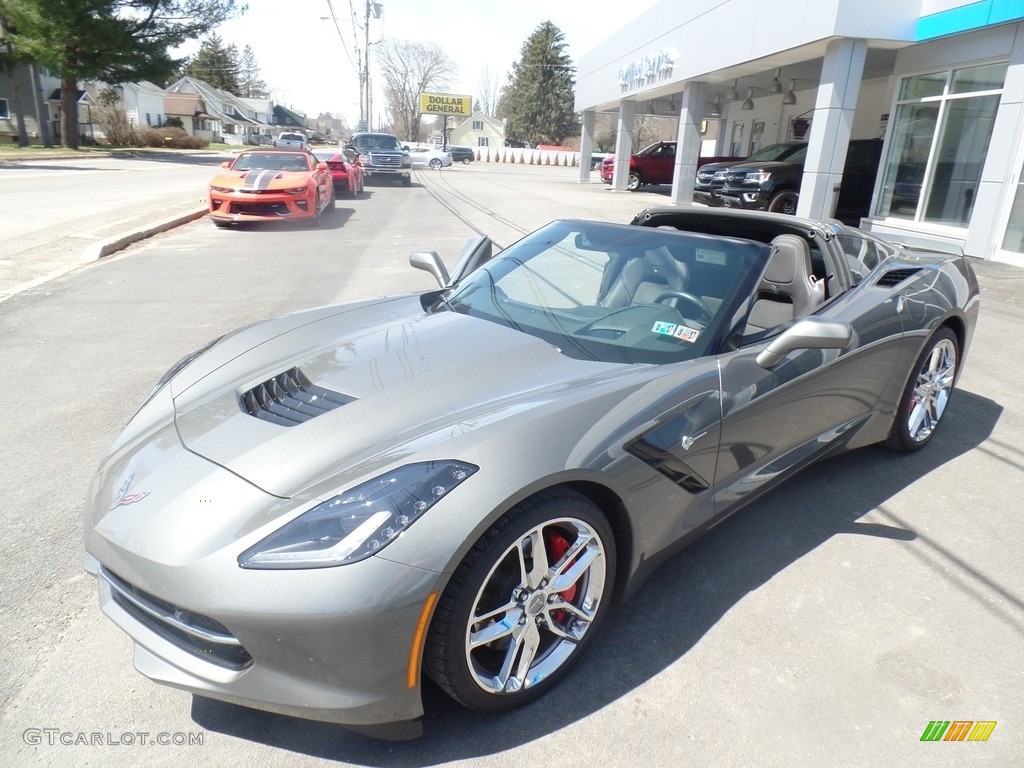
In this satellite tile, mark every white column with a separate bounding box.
[797,38,867,221]
[578,110,596,183]
[611,100,637,191]
[670,82,707,206]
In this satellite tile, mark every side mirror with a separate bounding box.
[410,250,450,287]
[316,162,328,170]
[756,317,853,369]
[220,161,230,169]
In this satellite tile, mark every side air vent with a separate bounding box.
[241,367,352,427]
[875,268,922,288]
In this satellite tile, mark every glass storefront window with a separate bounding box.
[1001,160,1024,254]
[876,62,1007,227]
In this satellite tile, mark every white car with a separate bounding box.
[406,146,453,169]
[273,132,309,150]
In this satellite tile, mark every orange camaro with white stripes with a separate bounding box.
[208,149,334,227]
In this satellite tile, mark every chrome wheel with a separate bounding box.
[426,489,614,712]
[768,190,799,215]
[907,337,957,443]
[885,327,958,452]
[626,172,642,191]
[465,517,607,695]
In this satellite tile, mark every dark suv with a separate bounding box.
[446,145,475,164]
[347,132,412,186]
[693,142,805,206]
[718,138,883,224]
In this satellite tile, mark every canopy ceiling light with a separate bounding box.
[741,88,755,110]
[767,68,783,94]
[707,94,722,117]
[725,78,739,101]
[783,79,797,105]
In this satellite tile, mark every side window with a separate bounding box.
[834,233,888,285]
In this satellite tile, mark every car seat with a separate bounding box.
[744,234,824,334]
[602,247,690,308]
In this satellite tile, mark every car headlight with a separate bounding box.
[744,171,771,184]
[210,185,235,193]
[402,157,412,168]
[358,153,371,165]
[238,461,479,569]
[283,186,309,195]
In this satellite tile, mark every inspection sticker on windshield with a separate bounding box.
[673,325,700,343]
[652,322,699,343]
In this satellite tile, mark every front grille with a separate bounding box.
[241,366,352,426]
[875,268,922,288]
[229,202,291,216]
[102,567,253,670]
[369,153,403,168]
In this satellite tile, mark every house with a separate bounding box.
[166,76,274,145]
[0,64,62,144]
[120,80,167,130]
[448,111,505,149]
[271,104,309,133]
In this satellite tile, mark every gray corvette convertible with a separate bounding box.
[84,207,978,739]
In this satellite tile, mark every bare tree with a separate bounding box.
[375,39,457,141]
[476,65,501,117]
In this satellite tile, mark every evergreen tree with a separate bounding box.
[182,33,241,93]
[499,21,577,146]
[0,0,242,148]
[238,44,268,99]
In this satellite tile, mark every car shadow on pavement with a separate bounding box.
[211,208,355,231]
[190,387,1002,764]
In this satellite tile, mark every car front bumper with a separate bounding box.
[83,426,442,738]
[208,190,317,222]
[83,547,438,737]
[717,189,769,211]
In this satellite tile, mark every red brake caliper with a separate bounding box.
[545,531,577,625]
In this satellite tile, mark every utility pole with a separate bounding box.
[364,2,382,132]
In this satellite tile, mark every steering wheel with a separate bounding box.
[653,290,714,324]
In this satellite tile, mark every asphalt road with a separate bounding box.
[0,159,1021,767]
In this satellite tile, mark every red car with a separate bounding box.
[208,149,334,227]
[312,149,365,198]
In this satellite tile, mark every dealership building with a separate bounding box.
[576,0,1024,267]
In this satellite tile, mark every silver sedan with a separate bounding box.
[406,146,453,169]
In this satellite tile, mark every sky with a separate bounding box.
[176,0,661,127]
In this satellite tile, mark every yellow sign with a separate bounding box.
[419,93,472,117]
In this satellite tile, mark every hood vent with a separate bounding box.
[875,267,922,288]
[241,367,353,427]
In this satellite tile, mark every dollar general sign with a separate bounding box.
[420,93,472,116]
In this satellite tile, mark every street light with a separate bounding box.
[364,2,383,132]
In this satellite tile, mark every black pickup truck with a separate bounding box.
[717,138,883,224]
[347,132,412,186]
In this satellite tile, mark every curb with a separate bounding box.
[81,206,210,262]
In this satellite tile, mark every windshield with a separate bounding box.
[231,153,310,171]
[438,220,767,364]
[354,134,403,151]
[745,143,805,163]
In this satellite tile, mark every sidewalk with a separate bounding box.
[0,149,227,302]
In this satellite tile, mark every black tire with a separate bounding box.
[212,220,229,229]
[767,189,799,215]
[429,158,442,170]
[626,171,642,191]
[402,175,412,187]
[462,157,471,165]
[326,193,335,212]
[426,489,615,713]
[311,194,322,226]
[884,326,959,452]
